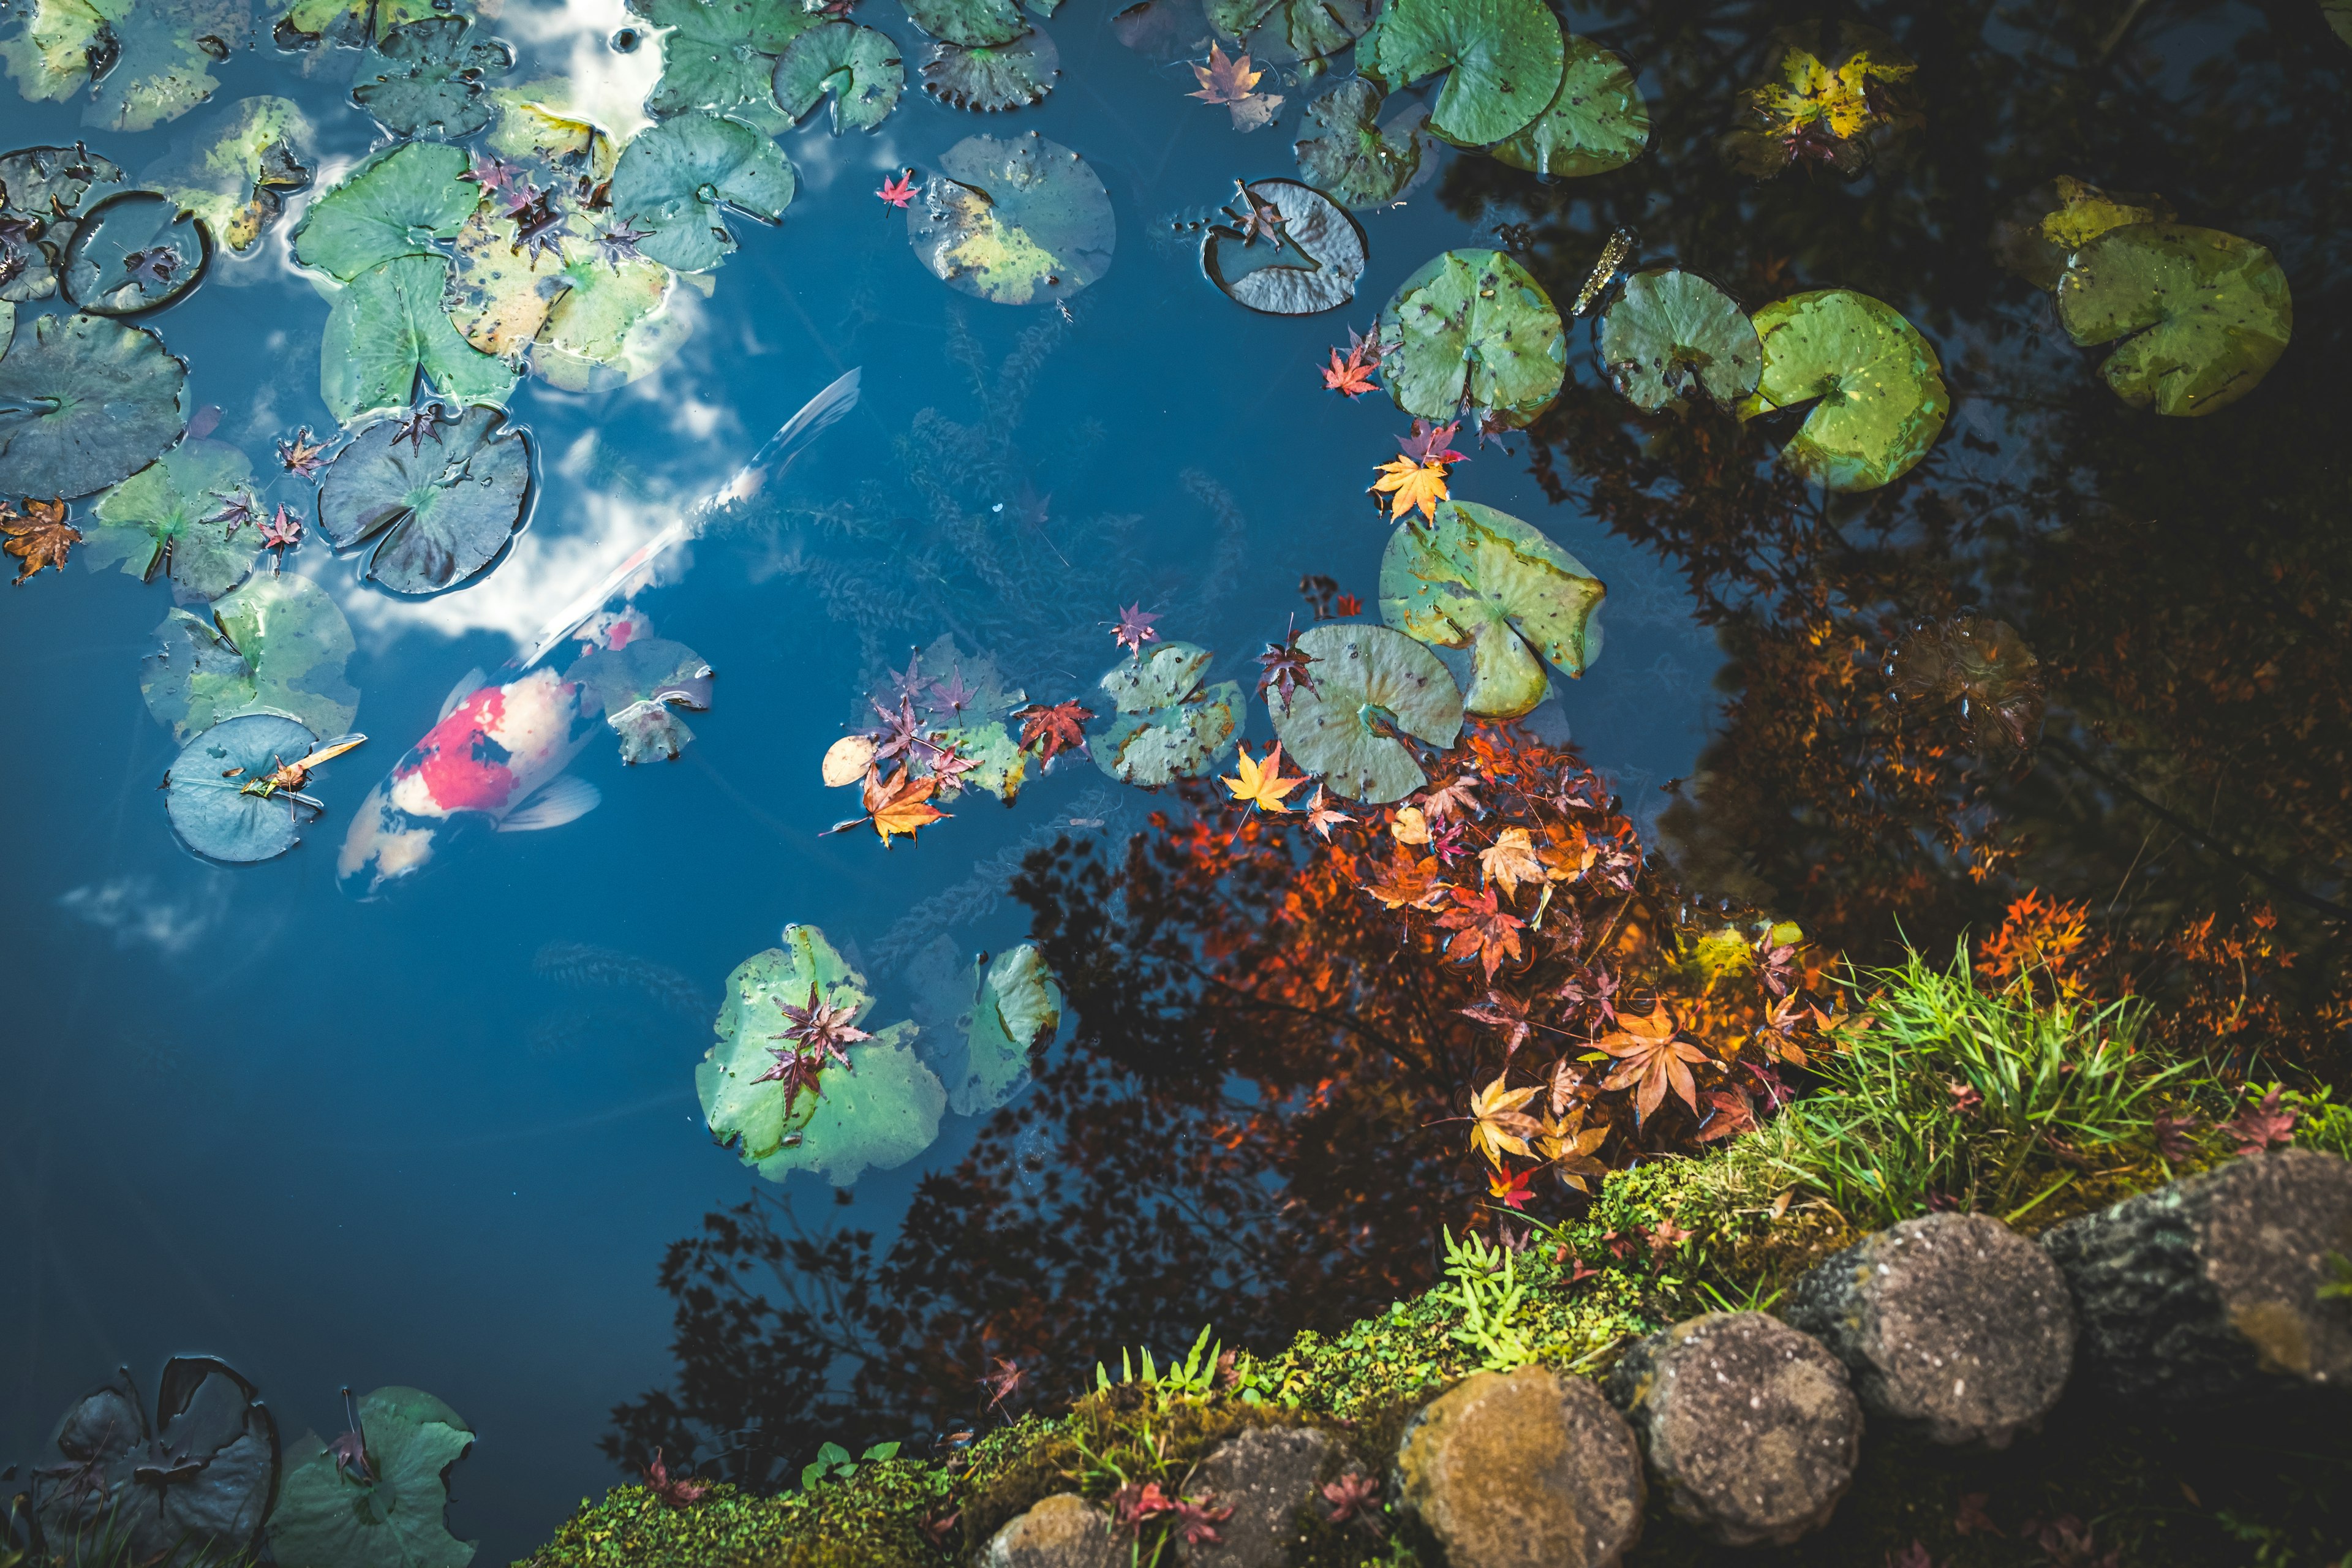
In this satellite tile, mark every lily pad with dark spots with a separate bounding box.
[1294,80,1422,208]
[1267,622,1463,804]
[1204,178,1365,315]
[908,133,1112,305]
[1,0,252,134]
[0,144,124,301]
[290,139,476,282]
[1208,0,1376,64]
[921,30,1060,111]
[1597,268,1760,410]
[318,252,518,423]
[1375,247,1565,431]
[1374,0,1564,147]
[631,0,816,121]
[83,437,254,601]
[317,402,532,594]
[351,17,514,140]
[268,1388,475,1568]
[1740,288,1949,491]
[774,23,905,133]
[1091,641,1243,786]
[950,942,1062,1114]
[533,251,688,393]
[902,0,1029,47]
[608,110,796,273]
[62,192,211,315]
[0,311,187,500]
[273,0,446,49]
[1487,33,1648,177]
[1378,499,1605,718]
[575,635,714,763]
[442,203,573,364]
[143,571,360,742]
[164,712,324,863]
[2054,222,2293,418]
[143,94,314,255]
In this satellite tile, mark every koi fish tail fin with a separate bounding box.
[696,366,861,522]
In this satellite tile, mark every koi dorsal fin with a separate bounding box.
[439,668,489,722]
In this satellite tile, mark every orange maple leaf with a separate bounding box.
[1322,347,1379,398]
[0,497,80,583]
[1361,851,1449,910]
[1593,1001,1711,1124]
[1468,1072,1542,1168]
[1370,456,1449,522]
[829,766,950,845]
[1436,884,1526,979]
[1188,42,1262,105]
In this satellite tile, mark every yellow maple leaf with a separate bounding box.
[1469,1072,1542,1169]
[1480,827,1547,900]
[1391,804,1433,845]
[1370,456,1449,522]
[1223,741,1306,813]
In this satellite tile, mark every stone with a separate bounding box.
[1393,1365,1645,1568]
[1605,1311,1861,1547]
[1784,1211,2075,1447]
[2040,1148,2352,1403]
[984,1492,1125,1568]
[1176,1424,1344,1568]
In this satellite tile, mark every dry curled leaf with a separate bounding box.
[1,497,80,582]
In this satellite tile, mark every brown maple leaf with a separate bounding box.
[1361,851,1449,911]
[1538,1106,1609,1191]
[1593,1001,1711,1124]
[1468,1072,1541,1168]
[1479,827,1547,900]
[1188,42,1261,105]
[1,497,80,582]
[644,1449,714,1509]
[828,766,949,845]
[1460,989,1536,1058]
[1417,775,1483,823]
[772,982,872,1068]
[1012,699,1092,763]
[1694,1085,1756,1143]
[2225,1086,2297,1154]
[1436,884,1525,980]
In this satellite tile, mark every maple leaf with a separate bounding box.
[507,190,567,265]
[1188,43,1261,105]
[1110,601,1160,657]
[2225,1085,2297,1154]
[876,170,918,208]
[644,1449,714,1509]
[1480,827,1547,900]
[207,489,262,535]
[461,152,529,202]
[123,246,179,289]
[752,1044,827,1115]
[1,497,80,583]
[1370,456,1449,522]
[1321,1472,1384,1533]
[1468,1073,1542,1169]
[1649,1216,1695,1251]
[1224,178,1287,249]
[326,1389,372,1482]
[925,665,978,718]
[258,505,303,551]
[867,692,927,765]
[1171,1497,1234,1545]
[1753,929,1800,997]
[1390,805,1432,846]
[1012,700,1092,763]
[1695,1086,1757,1143]
[1461,990,1536,1058]
[1538,1108,1609,1191]
[1258,615,1317,703]
[1887,1541,1935,1568]
[592,218,650,272]
[919,1511,960,1547]
[1544,1057,1585,1118]
[1947,1079,1983,1115]
[1398,418,1466,464]
[1437,884,1525,980]
[1555,962,1620,1028]
[1302,786,1353,840]
[1595,1003,1711,1124]
[386,404,442,454]
[1322,345,1379,397]
[1487,1164,1536,1210]
[1953,1492,2002,1538]
[1362,852,1448,911]
[277,428,329,478]
[1429,820,1469,864]
[1416,775,1483,823]
[1335,592,1362,616]
[773,982,871,1069]
[2152,1110,2199,1162]
[1115,1481,1177,1529]
[1224,742,1305,813]
[980,1356,1024,1413]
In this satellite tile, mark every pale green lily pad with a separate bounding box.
[2054,222,2292,418]
[576,635,713,763]
[144,95,314,255]
[951,943,1061,1115]
[1488,34,1648,176]
[1375,247,1565,431]
[1208,0,1374,64]
[608,110,796,273]
[1267,622,1463,804]
[483,82,624,180]
[317,402,531,593]
[921,31,1059,111]
[0,311,187,500]
[903,0,1027,47]
[2328,0,2352,47]
[164,712,322,863]
[1993,175,2175,292]
[442,203,571,363]
[534,260,692,393]
[291,139,476,282]
[1091,642,1243,786]
[931,720,1028,802]
[1597,268,1760,410]
[273,0,446,48]
[1739,288,1949,491]
[62,192,210,315]
[631,0,815,120]
[1374,0,1563,146]
[352,17,514,140]
[142,571,359,742]
[1294,80,1421,208]
[910,133,1113,305]
[268,1388,476,1568]
[774,23,904,132]
[320,252,518,423]
[1378,499,1604,719]
[1204,179,1366,315]
[1,0,251,134]
[83,438,254,601]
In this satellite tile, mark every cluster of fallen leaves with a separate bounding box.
[1370,417,1469,522]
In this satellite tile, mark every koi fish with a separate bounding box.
[337,368,862,898]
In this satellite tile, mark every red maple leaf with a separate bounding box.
[1321,345,1379,397]
[1398,418,1465,464]
[1487,1164,1536,1210]
[876,170,917,207]
[1436,884,1526,981]
[1258,614,1317,703]
[1953,1492,2003,1538]
[1460,989,1536,1059]
[1334,592,1362,616]
[1321,1472,1384,1532]
[980,1356,1024,1413]
[2225,1086,2297,1154]
[1694,1086,1756,1143]
[1012,699,1092,763]
[752,1045,827,1115]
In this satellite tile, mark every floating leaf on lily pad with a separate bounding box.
[1091,641,1243,786]
[1376,247,1565,431]
[142,571,359,742]
[951,942,1061,1115]
[319,252,518,423]
[909,133,1112,305]
[273,0,447,49]
[144,96,314,255]
[1208,0,1374,65]
[631,0,816,120]
[1597,268,1760,410]
[83,437,254,601]
[1488,34,1648,176]
[2054,222,2292,418]
[1204,178,1366,315]
[1294,80,1422,208]
[1378,499,1604,718]
[442,204,571,363]
[1374,0,1564,146]
[1740,288,1949,491]
[62,192,211,315]
[1267,622,1463,804]
[575,635,714,763]
[903,0,1028,47]
[165,712,323,863]
[317,402,532,593]
[608,110,796,273]
[352,17,514,140]
[290,140,474,282]
[921,31,1060,111]
[774,23,905,132]
[0,311,187,500]
[932,721,1028,801]
[269,1387,475,1568]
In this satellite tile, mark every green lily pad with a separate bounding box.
[83,437,254,601]
[950,943,1061,1115]
[1208,0,1374,64]
[903,0,1027,47]
[164,712,322,863]
[268,1388,475,1568]
[1091,642,1243,786]
[1374,247,1565,431]
[630,0,814,121]
[144,95,314,255]
[1204,178,1366,315]
[930,721,1028,802]
[1374,0,1563,146]
[2,0,251,134]
[142,571,360,742]
[319,252,518,423]
[0,144,123,302]
[273,0,447,48]
[1597,268,1760,410]
[291,139,477,282]
[576,635,714,763]
[909,133,1112,305]
[1294,80,1422,208]
[352,17,514,140]
[1378,499,1605,719]
[0,311,187,500]
[533,258,692,393]
[1739,288,1949,491]
[1488,33,1648,177]
[774,22,904,132]
[317,402,532,594]
[1266,622,1463,804]
[608,110,796,273]
[442,203,571,363]
[1721,21,1919,180]
[920,31,1060,111]
[2054,222,2293,418]
[62,192,211,315]
[1993,175,2176,290]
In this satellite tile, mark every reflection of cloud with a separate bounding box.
[58,876,226,957]
[500,0,664,139]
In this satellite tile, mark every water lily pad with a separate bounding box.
[1487,34,1647,177]
[1374,247,1565,431]
[903,0,1027,47]
[352,17,514,140]
[1374,0,1564,146]
[608,110,796,273]
[951,942,1061,1114]
[317,402,532,594]
[0,143,123,302]
[1994,175,2176,289]
[909,133,1112,305]
[143,571,359,742]
[930,720,1028,802]
[1721,21,1918,179]
[774,22,904,132]
[290,139,476,282]
[1740,288,1949,491]
[0,311,187,500]
[1294,80,1421,208]
[1204,178,1366,315]
[1378,499,1604,718]
[576,635,713,763]
[1091,641,1243,786]
[165,712,323,863]
[631,0,815,121]
[2,0,251,134]
[62,192,211,315]
[921,31,1060,111]
[1597,268,1760,410]
[442,204,571,363]
[318,252,518,423]
[269,1388,475,1568]
[83,437,254,601]
[1267,622,1463,804]
[144,96,314,255]
[2054,222,2292,417]
[484,82,624,179]
[533,258,691,393]
[273,0,446,49]
[1208,0,1374,64]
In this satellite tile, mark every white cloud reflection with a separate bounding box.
[497,0,665,140]
[58,876,227,957]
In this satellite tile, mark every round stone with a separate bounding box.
[1394,1365,1644,1568]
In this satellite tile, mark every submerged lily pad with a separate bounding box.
[950,942,1061,1115]
[1375,247,1565,431]
[1267,622,1463,804]
[631,0,812,123]
[62,192,211,315]
[0,144,123,301]
[774,23,904,133]
[1488,34,1648,176]
[909,133,1112,305]
[1204,179,1366,315]
[0,311,187,500]
[319,252,518,423]
[269,1388,475,1568]
[1379,499,1605,718]
[317,402,532,594]
[1092,641,1243,786]
[145,95,314,255]
[1375,0,1564,146]
[1721,21,1919,179]
[1740,288,1949,491]
[903,0,1028,47]
[921,31,1060,111]
[351,17,514,140]
[84,437,254,601]
[609,110,796,273]
[1598,268,1760,410]
[165,712,323,863]
[143,571,359,742]
[2,0,251,134]
[2054,222,2292,418]
[1294,80,1422,208]
[291,139,476,282]
[1209,0,1374,64]
[576,635,714,763]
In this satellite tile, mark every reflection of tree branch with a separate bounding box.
[1176,957,1431,1076]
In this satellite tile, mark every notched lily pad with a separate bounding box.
[2,0,252,134]
[902,0,1028,48]
[0,311,187,500]
[950,942,1061,1115]
[631,0,816,121]
[291,139,477,282]
[1992,174,2176,292]
[576,635,714,763]
[1204,178,1366,315]
[143,571,360,742]
[908,133,1112,305]
[1209,0,1374,65]
[1294,80,1422,208]
[269,1387,476,1568]
[165,712,323,863]
[1740,287,1949,491]
[62,191,212,315]
[84,437,254,601]
[1488,34,1648,177]
[319,252,518,423]
[352,16,514,140]
[317,402,532,594]
[145,96,314,255]
[921,30,1060,111]
[1266,622,1463,804]
[774,23,905,133]
[1375,247,1565,431]
[1091,641,1243,786]
[608,110,796,273]
[1597,268,1760,410]
[1374,0,1565,147]
[1378,499,1604,719]
[2054,222,2292,417]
